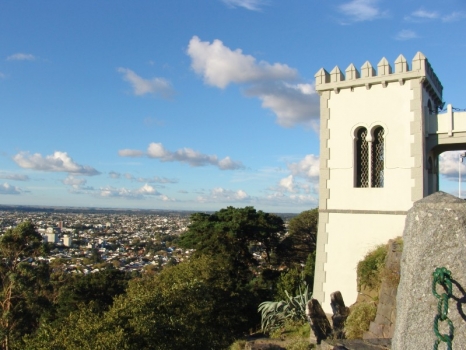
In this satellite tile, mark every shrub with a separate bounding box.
[258,282,312,334]
[286,338,315,350]
[228,340,247,350]
[344,302,377,339]
[357,245,387,291]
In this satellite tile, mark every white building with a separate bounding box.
[313,52,466,312]
[63,234,72,247]
[45,227,59,244]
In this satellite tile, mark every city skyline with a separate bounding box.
[1,0,466,213]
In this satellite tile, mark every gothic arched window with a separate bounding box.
[371,127,385,188]
[355,127,369,187]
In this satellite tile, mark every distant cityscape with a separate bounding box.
[0,205,297,275]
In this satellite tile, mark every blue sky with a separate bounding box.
[1,0,466,213]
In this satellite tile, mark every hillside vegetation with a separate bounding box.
[0,207,318,350]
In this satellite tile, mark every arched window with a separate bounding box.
[355,128,369,187]
[371,127,385,188]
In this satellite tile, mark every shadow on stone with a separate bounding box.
[451,278,466,322]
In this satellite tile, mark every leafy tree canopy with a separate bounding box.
[25,256,256,350]
[179,206,285,276]
[278,208,318,266]
[0,222,50,350]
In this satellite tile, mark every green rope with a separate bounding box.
[432,267,454,350]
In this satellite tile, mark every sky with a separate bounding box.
[1,0,466,213]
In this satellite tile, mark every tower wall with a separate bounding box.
[313,53,443,312]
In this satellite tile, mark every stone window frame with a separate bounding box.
[354,125,385,188]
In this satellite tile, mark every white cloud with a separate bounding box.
[0,72,5,79]
[187,36,319,127]
[263,191,317,206]
[62,175,86,189]
[0,183,22,195]
[274,154,320,195]
[246,82,320,127]
[62,175,95,194]
[395,30,418,41]
[0,173,29,181]
[119,142,244,170]
[160,194,175,202]
[222,0,266,11]
[197,187,251,203]
[117,67,174,99]
[442,12,466,22]
[279,175,295,192]
[405,9,465,23]
[287,154,320,179]
[6,53,36,61]
[439,151,466,181]
[118,172,177,184]
[187,36,297,89]
[13,151,100,176]
[118,149,144,157]
[339,0,385,22]
[109,171,121,179]
[98,184,161,199]
[411,9,439,19]
[136,176,177,184]
[147,143,244,169]
[136,184,159,195]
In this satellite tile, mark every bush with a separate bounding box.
[259,283,312,334]
[228,340,247,350]
[357,245,387,291]
[286,338,314,350]
[344,302,377,339]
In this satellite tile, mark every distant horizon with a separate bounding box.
[0,203,301,216]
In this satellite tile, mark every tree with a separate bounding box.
[278,208,318,266]
[52,270,129,323]
[179,206,285,274]
[25,256,257,350]
[0,222,49,350]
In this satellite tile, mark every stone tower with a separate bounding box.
[312,52,445,312]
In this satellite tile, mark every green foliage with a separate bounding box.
[179,206,286,313]
[286,337,314,350]
[275,253,315,301]
[51,269,129,322]
[344,302,377,339]
[278,209,318,267]
[302,252,315,288]
[0,222,50,350]
[357,244,387,291]
[269,320,310,339]
[17,208,321,349]
[258,282,312,334]
[26,256,255,350]
[275,268,302,301]
[179,206,285,268]
[228,340,247,350]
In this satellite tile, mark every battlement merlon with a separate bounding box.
[315,52,443,106]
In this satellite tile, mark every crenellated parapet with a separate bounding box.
[315,52,443,105]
